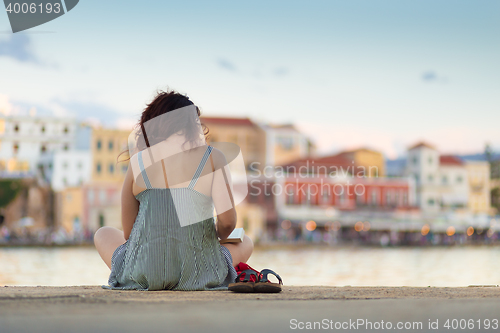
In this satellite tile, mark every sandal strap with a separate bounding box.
[235,269,258,283]
[259,269,283,285]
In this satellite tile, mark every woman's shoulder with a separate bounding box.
[209,146,228,167]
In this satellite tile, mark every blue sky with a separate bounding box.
[1,0,499,158]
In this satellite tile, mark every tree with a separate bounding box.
[0,179,22,209]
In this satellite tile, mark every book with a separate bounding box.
[219,228,245,244]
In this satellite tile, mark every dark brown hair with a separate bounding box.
[118,90,209,162]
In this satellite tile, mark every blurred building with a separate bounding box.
[259,123,314,166]
[91,128,129,183]
[202,117,267,171]
[406,142,469,212]
[202,116,315,240]
[55,186,83,236]
[38,151,92,191]
[82,183,122,237]
[79,127,130,236]
[202,117,314,170]
[464,161,491,214]
[335,148,385,177]
[0,113,87,173]
[489,160,500,213]
[0,178,54,242]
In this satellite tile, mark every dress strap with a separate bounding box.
[138,151,153,189]
[188,146,213,189]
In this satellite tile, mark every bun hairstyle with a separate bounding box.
[118,89,209,162]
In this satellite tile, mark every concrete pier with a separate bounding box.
[1,286,500,332]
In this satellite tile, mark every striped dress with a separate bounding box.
[102,146,237,291]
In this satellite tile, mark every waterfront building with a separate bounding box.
[201,116,267,172]
[79,127,130,235]
[0,113,87,173]
[464,161,491,214]
[406,142,469,212]
[201,117,314,171]
[38,150,92,191]
[334,148,385,177]
[259,123,314,167]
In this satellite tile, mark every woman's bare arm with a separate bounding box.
[211,149,237,240]
[121,163,140,240]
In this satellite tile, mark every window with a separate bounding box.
[428,157,433,165]
[96,163,102,173]
[41,125,45,133]
[403,193,408,206]
[442,176,448,184]
[395,192,400,206]
[370,190,378,205]
[99,214,105,228]
[96,140,102,150]
[77,162,83,169]
[304,190,311,206]
[14,124,19,132]
[108,140,114,151]
[109,163,114,174]
[88,189,94,202]
[385,191,391,205]
[63,126,69,134]
[64,144,69,151]
[428,198,435,206]
[456,176,463,183]
[413,157,418,165]
[321,189,330,205]
[40,145,47,153]
[356,192,365,204]
[428,175,433,183]
[62,162,68,169]
[277,136,294,151]
[13,143,19,154]
[414,174,419,182]
[286,191,295,205]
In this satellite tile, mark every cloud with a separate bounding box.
[216,58,237,72]
[0,35,42,65]
[422,71,437,81]
[273,67,289,77]
[422,70,448,83]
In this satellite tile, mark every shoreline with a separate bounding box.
[2,242,500,249]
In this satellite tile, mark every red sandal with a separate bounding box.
[229,263,283,293]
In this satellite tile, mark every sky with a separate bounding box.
[0,0,499,159]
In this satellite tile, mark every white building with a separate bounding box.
[0,113,91,173]
[38,151,92,191]
[406,142,469,212]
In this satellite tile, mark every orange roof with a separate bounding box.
[440,155,464,166]
[336,147,381,156]
[200,117,255,127]
[408,141,436,150]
